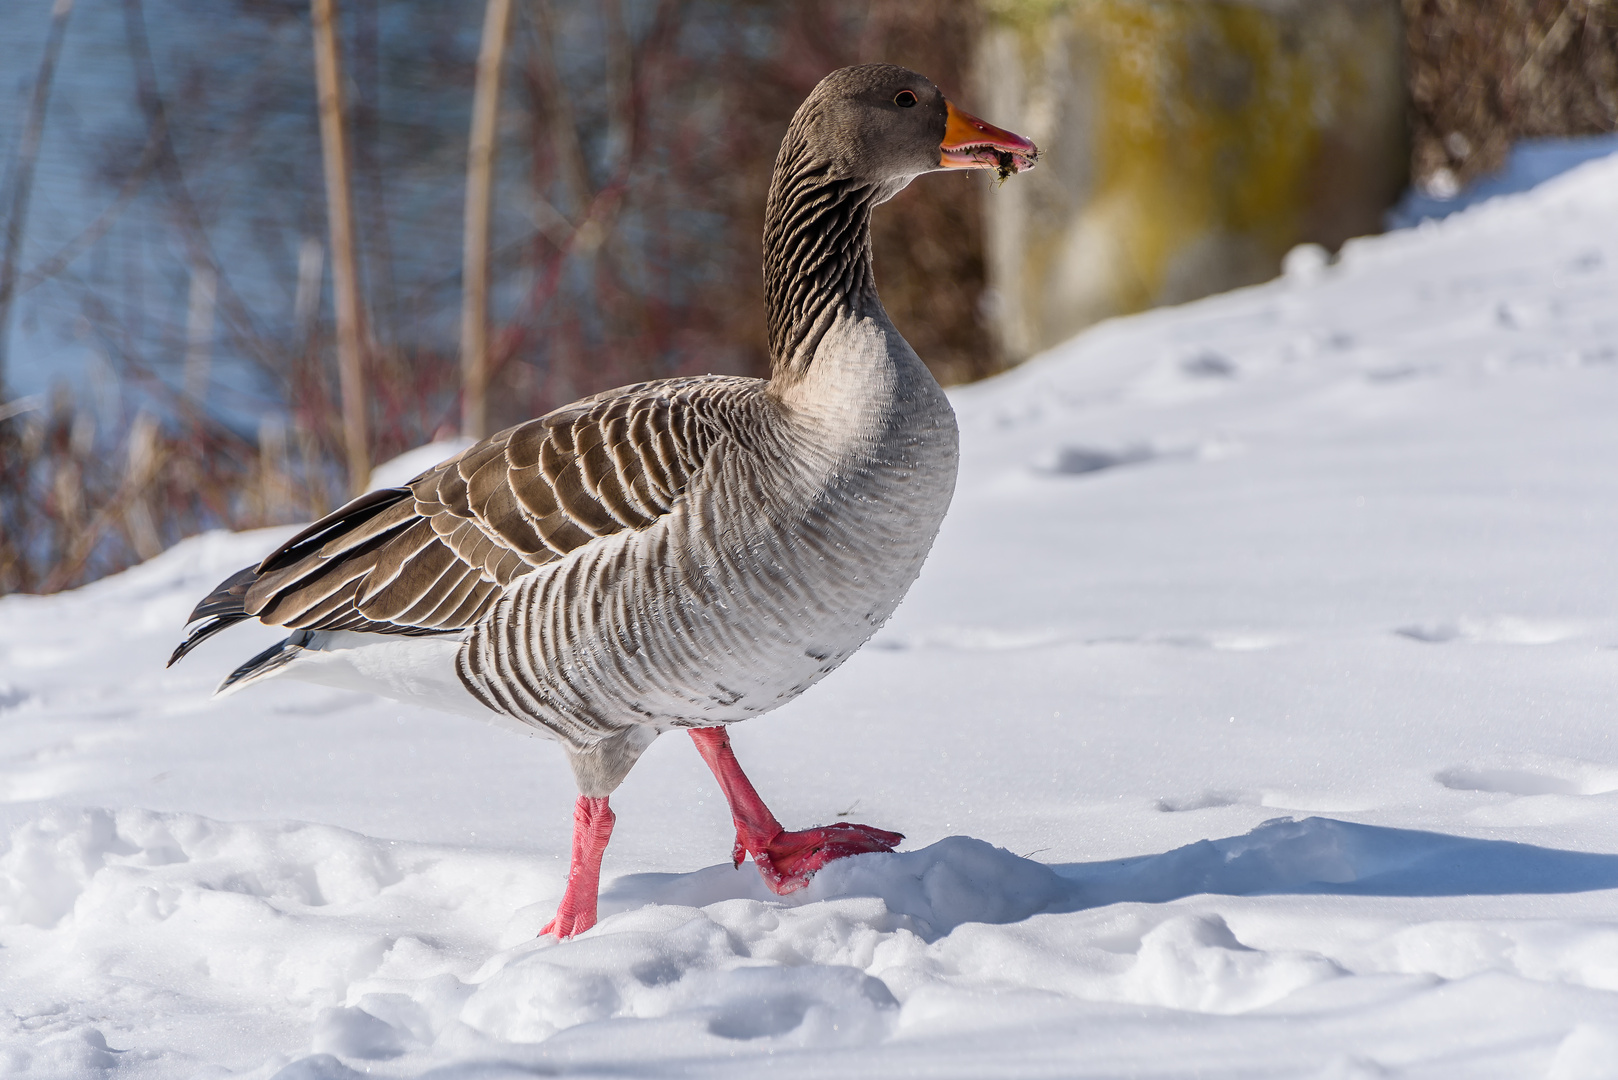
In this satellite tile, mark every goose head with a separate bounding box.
[786,63,1038,200]
[763,65,1037,377]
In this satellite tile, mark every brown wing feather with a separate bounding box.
[184,375,754,646]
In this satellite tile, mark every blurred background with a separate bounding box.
[0,0,1613,595]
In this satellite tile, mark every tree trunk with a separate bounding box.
[461,0,514,441]
[311,0,370,496]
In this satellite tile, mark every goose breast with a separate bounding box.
[457,311,959,748]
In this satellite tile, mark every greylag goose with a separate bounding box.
[169,64,1037,937]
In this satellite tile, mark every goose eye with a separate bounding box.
[894,90,917,108]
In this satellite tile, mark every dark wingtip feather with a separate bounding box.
[185,564,259,625]
[216,634,304,694]
[168,563,261,668]
[167,613,251,667]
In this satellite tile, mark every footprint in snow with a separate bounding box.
[1035,438,1242,478]
[873,628,1283,654]
[1156,790,1254,813]
[1092,632,1286,652]
[869,625,1074,652]
[1039,443,1158,476]
[1435,760,1618,798]
[1179,351,1238,378]
[1395,616,1584,645]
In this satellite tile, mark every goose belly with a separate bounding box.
[458,367,958,747]
[664,407,959,719]
[277,631,495,722]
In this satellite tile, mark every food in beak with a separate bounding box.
[940,100,1039,177]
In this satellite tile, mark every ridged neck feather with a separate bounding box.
[762,126,893,386]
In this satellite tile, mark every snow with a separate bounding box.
[1388,135,1618,227]
[365,439,477,492]
[3,152,1618,1077]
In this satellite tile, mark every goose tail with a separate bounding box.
[215,630,313,696]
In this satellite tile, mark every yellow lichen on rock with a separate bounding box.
[978,0,1406,361]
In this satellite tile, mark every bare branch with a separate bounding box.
[121,0,280,375]
[602,0,633,178]
[14,124,163,295]
[521,0,593,217]
[0,0,76,398]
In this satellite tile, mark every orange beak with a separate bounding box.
[940,100,1038,174]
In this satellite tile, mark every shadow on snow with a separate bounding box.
[600,816,1618,940]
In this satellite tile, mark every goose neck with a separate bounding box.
[763,148,896,386]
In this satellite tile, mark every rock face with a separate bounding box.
[976,0,1408,361]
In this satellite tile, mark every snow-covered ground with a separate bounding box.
[4,153,1618,1078]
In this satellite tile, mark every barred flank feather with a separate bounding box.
[175,376,742,660]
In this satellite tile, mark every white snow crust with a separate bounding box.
[4,156,1618,1077]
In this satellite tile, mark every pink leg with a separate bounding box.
[540,795,616,938]
[688,727,902,895]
